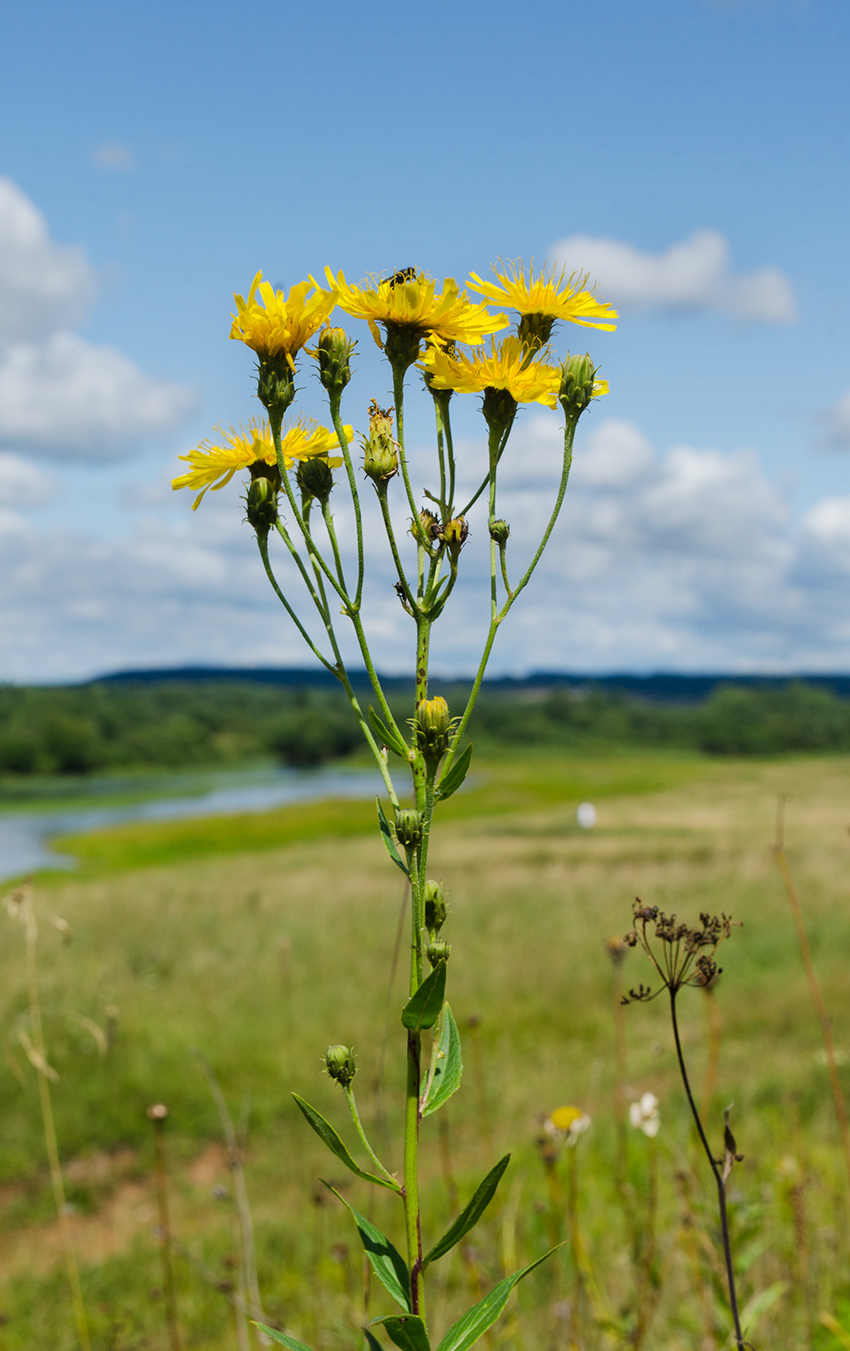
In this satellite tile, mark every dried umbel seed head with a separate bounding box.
[363,400,399,482]
[424,880,447,933]
[427,939,451,967]
[296,455,335,504]
[325,1044,356,1087]
[315,326,356,395]
[489,518,510,547]
[559,352,598,420]
[394,808,424,848]
[623,897,740,1002]
[442,516,469,558]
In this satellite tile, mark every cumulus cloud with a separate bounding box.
[0,178,195,459]
[0,452,56,507]
[92,141,135,171]
[549,229,797,324]
[0,334,196,458]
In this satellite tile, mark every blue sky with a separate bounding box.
[1,0,849,680]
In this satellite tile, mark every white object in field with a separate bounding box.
[629,1092,660,1138]
[576,802,597,829]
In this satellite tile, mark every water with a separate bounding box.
[0,766,384,883]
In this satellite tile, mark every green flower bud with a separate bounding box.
[245,462,281,535]
[411,508,441,545]
[325,1044,356,1087]
[442,517,469,558]
[489,518,510,547]
[394,808,424,848]
[415,696,452,759]
[363,400,399,483]
[315,326,356,395]
[256,353,297,422]
[427,939,451,968]
[296,455,335,505]
[482,386,517,441]
[424,880,447,934]
[559,353,598,421]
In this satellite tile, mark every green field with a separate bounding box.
[2,748,850,1349]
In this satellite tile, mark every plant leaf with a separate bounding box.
[421,1004,462,1118]
[422,1156,510,1267]
[371,1315,431,1351]
[377,799,409,876]
[363,1329,385,1351]
[401,963,446,1033]
[291,1094,398,1191]
[250,1326,312,1351]
[435,1245,563,1351]
[324,1183,410,1311]
[435,744,473,802]
[369,707,409,760]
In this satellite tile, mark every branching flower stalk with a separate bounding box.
[623,901,746,1350]
[173,260,616,1351]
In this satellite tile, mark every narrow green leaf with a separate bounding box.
[435,1245,564,1351]
[377,799,410,876]
[324,1183,410,1311]
[422,1156,510,1267]
[291,1094,398,1191]
[369,707,408,759]
[363,1329,385,1351]
[250,1325,312,1351]
[372,1315,431,1351]
[435,743,473,802]
[401,963,446,1033]
[421,1004,463,1118]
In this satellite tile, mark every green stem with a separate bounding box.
[392,363,424,534]
[271,427,350,610]
[404,1031,425,1316]
[329,393,365,608]
[257,534,336,674]
[343,1086,400,1189]
[320,498,348,594]
[376,487,418,613]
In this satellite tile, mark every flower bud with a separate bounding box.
[411,509,441,544]
[482,386,517,440]
[245,470,279,535]
[424,880,447,934]
[415,697,452,759]
[489,519,510,547]
[394,808,424,848]
[363,400,399,483]
[315,326,356,396]
[296,455,335,505]
[442,517,468,558]
[427,939,451,967]
[325,1044,356,1087]
[256,353,297,422]
[559,353,598,421]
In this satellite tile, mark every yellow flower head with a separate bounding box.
[172,418,350,510]
[421,336,562,408]
[230,272,337,365]
[322,267,508,356]
[467,260,618,336]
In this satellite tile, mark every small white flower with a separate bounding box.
[629,1092,660,1138]
[576,802,597,829]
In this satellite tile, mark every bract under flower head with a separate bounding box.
[421,336,562,408]
[172,417,349,510]
[323,268,508,354]
[467,260,618,333]
[230,272,337,365]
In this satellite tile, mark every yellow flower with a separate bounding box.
[230,272,337,365]
[322,268,507,354]
[421,336,562,408]
[172,418,350,510]
[467,260,618,333]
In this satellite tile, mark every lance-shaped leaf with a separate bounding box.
[435,1245,564,1351]
[291,1094,399,1191]
[377,799,410,876]
[369,707,409,760]
[422,1155,510,1267]
[250,1326,312,1351]
[421,1004,462,1118]
[401,962,446,1033]
[372,1315,431,1351]
[435,743,473,802]
[324,1183,410,1311]
[362,1329,385,1351]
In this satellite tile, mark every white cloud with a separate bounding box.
[0,452,56,507]
[549,229,797,324]
[0,333,196,458]
[0,177,95,342]
[0,178,195,459]
[92,142,135,171]
[818,390,850,448]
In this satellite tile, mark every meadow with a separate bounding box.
[1,747,849,1349]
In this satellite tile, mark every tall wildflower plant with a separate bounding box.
[173,261,617,1350]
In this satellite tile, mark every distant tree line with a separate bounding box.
[1,678,850,777]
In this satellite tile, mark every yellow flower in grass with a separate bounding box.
[421,336,562,408]
[322,267,507,364]
[467,260,617,347]
[230,272,337,366]
[172,418,350,510]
